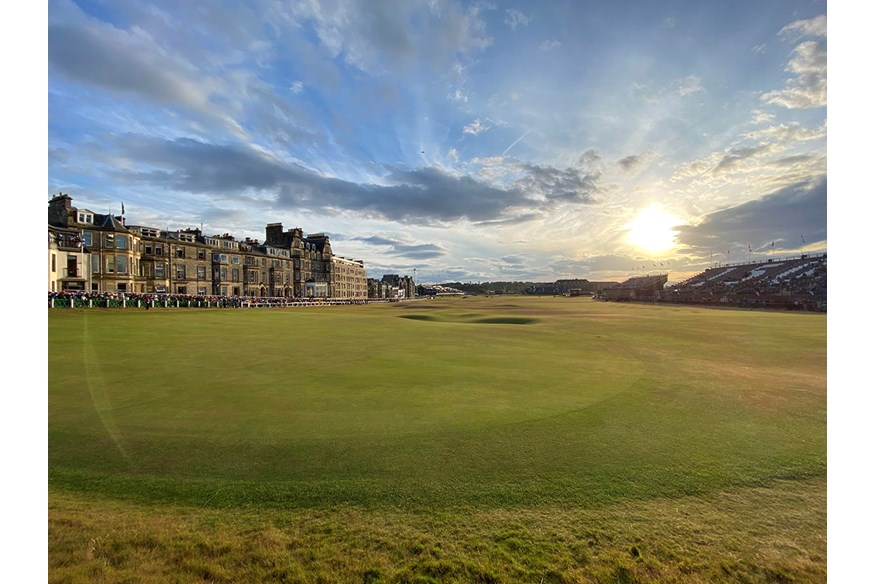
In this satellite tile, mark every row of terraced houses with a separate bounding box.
[48,193,415,300]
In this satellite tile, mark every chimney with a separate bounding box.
[48,193,73,227]
[265,222,284,244]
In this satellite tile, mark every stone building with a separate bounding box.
[48,225,90,293]
[331,256,367,299]
[48,194,368,299]
[380,274,416,299]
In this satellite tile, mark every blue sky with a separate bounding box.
[47,0,827,283]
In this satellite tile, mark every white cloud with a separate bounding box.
[504,9,530,31]
[539,39,561,51]
[751,44,767,54]
[743,122,826,144]
[750,109,775,125]
[463,118,490,135]
[290,80,304,94]
[779,15,827,41]
[450,87,468,103]
[761,15,826,109]
[675,75,704,96]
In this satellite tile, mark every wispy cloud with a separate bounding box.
[504,9,530,31]
[463,118,491,135]
[761,15,826,109]
[675,75,704,96]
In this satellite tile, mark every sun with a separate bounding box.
[625,206,681,254]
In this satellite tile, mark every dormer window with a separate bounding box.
[77,212,93,224]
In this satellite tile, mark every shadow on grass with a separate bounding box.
[398,314,538,325]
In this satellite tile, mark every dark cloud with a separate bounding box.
[499,255,527,266]
[712,146,766,173]
[511,162,601,203]
[577,149,602,170]
[767,154,817,167]
[617,151,654,173]
[675,176,826,251]
[102,135,536,223]
[353,235,447,259]
[473,213,542,227]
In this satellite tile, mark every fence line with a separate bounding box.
[48,295,406,310]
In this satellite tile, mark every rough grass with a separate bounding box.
[49,478,826,583]
[48,296,826,581]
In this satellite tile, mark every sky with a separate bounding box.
[47,0,827,283]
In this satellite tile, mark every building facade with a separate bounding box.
[48,194,368,299]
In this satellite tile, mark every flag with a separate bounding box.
[727,250,730,255]
[121,202,125,215]
[771,241,775,247]
[748,245,752,252]
[801,234,805,244]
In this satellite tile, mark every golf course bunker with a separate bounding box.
[471,316,537,325]
[399,314,440,321]
[399,314,538,324]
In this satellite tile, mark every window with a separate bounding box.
[220,267,228,280]
[176,247,185,258]
[177,286,186,294]
[51,254,56,272]
[232,256,240,264]
[116,235,127,250]
[116,256,128,274]
[91,254,100,274]
[155,243,163,256]
[155,263,165,278]
[176,265,186,279]
[117,283,127,293]
[105,233,115,247]
[232,268,239,281]
[198,287,207,295]
[197,266,206,280]
[82,232,93,247]
[198,249,206,260]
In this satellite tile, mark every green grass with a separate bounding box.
[48,297,826,582]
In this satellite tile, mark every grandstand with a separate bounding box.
[600,274,668,301]
[664,254,826,311]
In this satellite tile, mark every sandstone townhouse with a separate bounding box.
[48,194,368,299]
